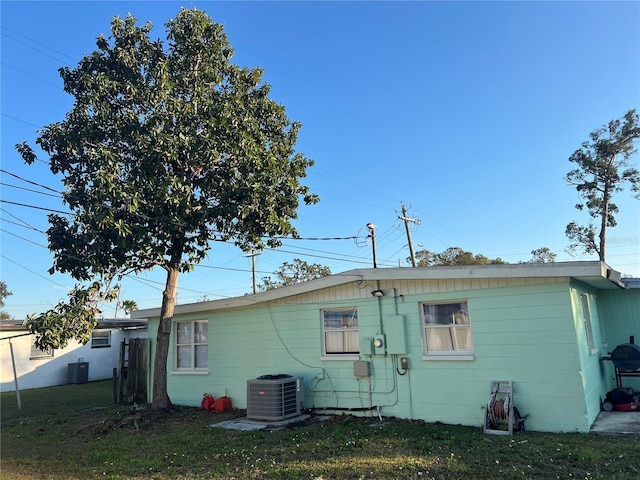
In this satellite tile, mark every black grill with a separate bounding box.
[610,343,640,372]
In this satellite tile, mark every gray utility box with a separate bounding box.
[67,362,89,384]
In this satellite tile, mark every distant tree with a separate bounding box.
[524,247,557,264]
[16,9,317,411]
[259,258,331,291]
[566,110,640,262]
[197,295,210,302]
[0,281,13,320]
[412,247,507,267]
[120,299,138,316]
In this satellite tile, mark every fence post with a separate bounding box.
[112,367,118,404]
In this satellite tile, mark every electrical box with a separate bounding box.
[385,315,407,354]
[373,335,386,355]
[353,360,370,377]
[360,337,373,355]
[400,357,409,370]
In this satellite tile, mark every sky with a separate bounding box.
[1,1,639,320]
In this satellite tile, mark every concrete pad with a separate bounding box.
[591,411,640,436]
[210,418,267,431]
[210,414,325,432]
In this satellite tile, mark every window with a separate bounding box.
[30,341,53,359]
[322,307,359,355]
[175,320,208,370]
[580,294,596,352]
[422,301,472,355]
[91,330,111,348]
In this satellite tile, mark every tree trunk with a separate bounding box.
[151,265,180,411]
[599,186,609,263]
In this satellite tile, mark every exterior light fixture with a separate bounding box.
[371,289,384,297]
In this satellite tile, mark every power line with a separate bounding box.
[1,61,64,90]
[0,217,47,234]
[0,199,69,215]
[1,27,78,65]
[1,182,61,198]
[0,169,60,193]
[1,254,69,289]
[1,112,45,130]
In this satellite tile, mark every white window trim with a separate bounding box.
[173,319,209,373]
[30,341,54,360]
[420,299,474,358]
[91,330,111,348]
[321,307,359,357]
[580,294,598,355]
[422,353,475,361]
[320,355,361,361]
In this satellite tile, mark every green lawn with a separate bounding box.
[1,380,638,479]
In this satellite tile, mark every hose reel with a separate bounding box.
[484,380,528,435]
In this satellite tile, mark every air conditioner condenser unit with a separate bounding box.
[246,374,304,421]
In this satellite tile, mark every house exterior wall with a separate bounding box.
[568,281,609,430]
[152,275,606,433]
[598,287,640,391]
[0,329,146,392]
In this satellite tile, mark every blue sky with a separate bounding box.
[2,1,639,319]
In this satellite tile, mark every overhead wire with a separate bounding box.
[1,182,61,198]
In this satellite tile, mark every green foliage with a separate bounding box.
[16,8,317,407]
[0,280,12,320]
[566,109,640,261]
[119,299,138,315]
[413,247,507,267]
[524,247,557,264]
[259,258,331,291]
[24,282,117,350]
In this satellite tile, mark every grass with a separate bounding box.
[1,381,639,480]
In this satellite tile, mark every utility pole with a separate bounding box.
[399,203,420,267]
[247,250,258,294]
[366,223,378,268]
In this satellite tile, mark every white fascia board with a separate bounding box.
[132,261,620,319]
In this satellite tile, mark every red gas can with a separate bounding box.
[214,396,232,412]
[200,393,215,410]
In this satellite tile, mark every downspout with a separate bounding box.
[376,280,384,335]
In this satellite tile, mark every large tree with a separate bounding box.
[0,281,12,320]
[566,110,640,262]
[525,247,556,264]
[258,258,331,291]
[17,9,317,411]
[412,247,507,267]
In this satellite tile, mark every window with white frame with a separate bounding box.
[422,301,472,355]
[175,320,208,370]
[580,294,596,351]
[322,307,359,355]
[91,330,111,348]
[30,340,54,359]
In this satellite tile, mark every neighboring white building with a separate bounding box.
[0,319,147,392]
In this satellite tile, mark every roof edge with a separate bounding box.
[132,261,622,318]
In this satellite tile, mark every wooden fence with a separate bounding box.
[114,338,149,404]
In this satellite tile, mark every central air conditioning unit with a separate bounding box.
[246,374,304,421]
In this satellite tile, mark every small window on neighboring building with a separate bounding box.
[322,307,359,355]
[175,320,208,370]
[30,341,54,359]
[422,301,473,356]
[91,330,111,348]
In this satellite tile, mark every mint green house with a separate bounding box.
[133,261,639,433]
